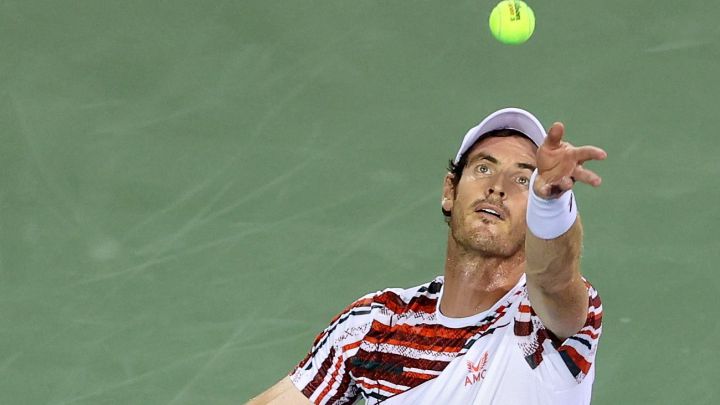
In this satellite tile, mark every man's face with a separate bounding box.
[442,135,537,257]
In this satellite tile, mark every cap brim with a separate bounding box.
[454,108,546,164]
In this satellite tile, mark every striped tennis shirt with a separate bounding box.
[290,274,602,404]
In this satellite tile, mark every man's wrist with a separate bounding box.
[527,170,578,239]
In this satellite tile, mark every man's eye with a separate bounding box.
[517,176,529,186]
[476,164,490,174]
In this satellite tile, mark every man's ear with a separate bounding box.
[442,173,455,213]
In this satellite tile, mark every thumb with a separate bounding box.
[544,122,564,148]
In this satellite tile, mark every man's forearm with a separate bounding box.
[525,216,583,291]
[524,217,588,340]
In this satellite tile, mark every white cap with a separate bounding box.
[454,107,546,164]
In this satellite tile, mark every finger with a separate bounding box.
[572,145,607,163]
[540,184,552,196]
[544,122,565,148]
[572,165,603,187]
[559,175,574,191]
[539,176,574,198]
[539,183,557,198]
[544,184,564,198]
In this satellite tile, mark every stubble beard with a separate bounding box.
[450,214,525,259]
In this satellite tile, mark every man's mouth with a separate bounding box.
[478,208,502,218]
[474,204,506,220]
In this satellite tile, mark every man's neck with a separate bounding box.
[440,235,526,318]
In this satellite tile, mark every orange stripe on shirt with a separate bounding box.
[341,340,363,353]
[402,370,436,380]
[560,345,592,374]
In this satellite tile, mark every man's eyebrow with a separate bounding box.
[467,154,498,165]
[469,154,535,172]
[517,162,536,172]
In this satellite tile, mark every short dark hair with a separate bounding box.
[442,128,533,222]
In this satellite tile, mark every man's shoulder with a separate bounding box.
[368,275,443,306]
[342,276,445,318]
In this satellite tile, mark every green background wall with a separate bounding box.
[2,0,719,403]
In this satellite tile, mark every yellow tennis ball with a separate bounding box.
[489,0,535,45]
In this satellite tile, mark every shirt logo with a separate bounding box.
[464,352,489,386]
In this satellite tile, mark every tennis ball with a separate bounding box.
[489,0,535,45]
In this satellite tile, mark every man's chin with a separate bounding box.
[452,220,512,246]
[469,221,504,239]
[456,227,520,256]
[472,238,522,258]
[456,230,500,250]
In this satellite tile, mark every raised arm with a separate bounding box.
[524,122,606,341]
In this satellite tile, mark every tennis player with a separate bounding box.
[247,107,606,404]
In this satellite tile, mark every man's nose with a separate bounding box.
[486,185,506,200]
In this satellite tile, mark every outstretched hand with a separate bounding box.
[534,122,607,199]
